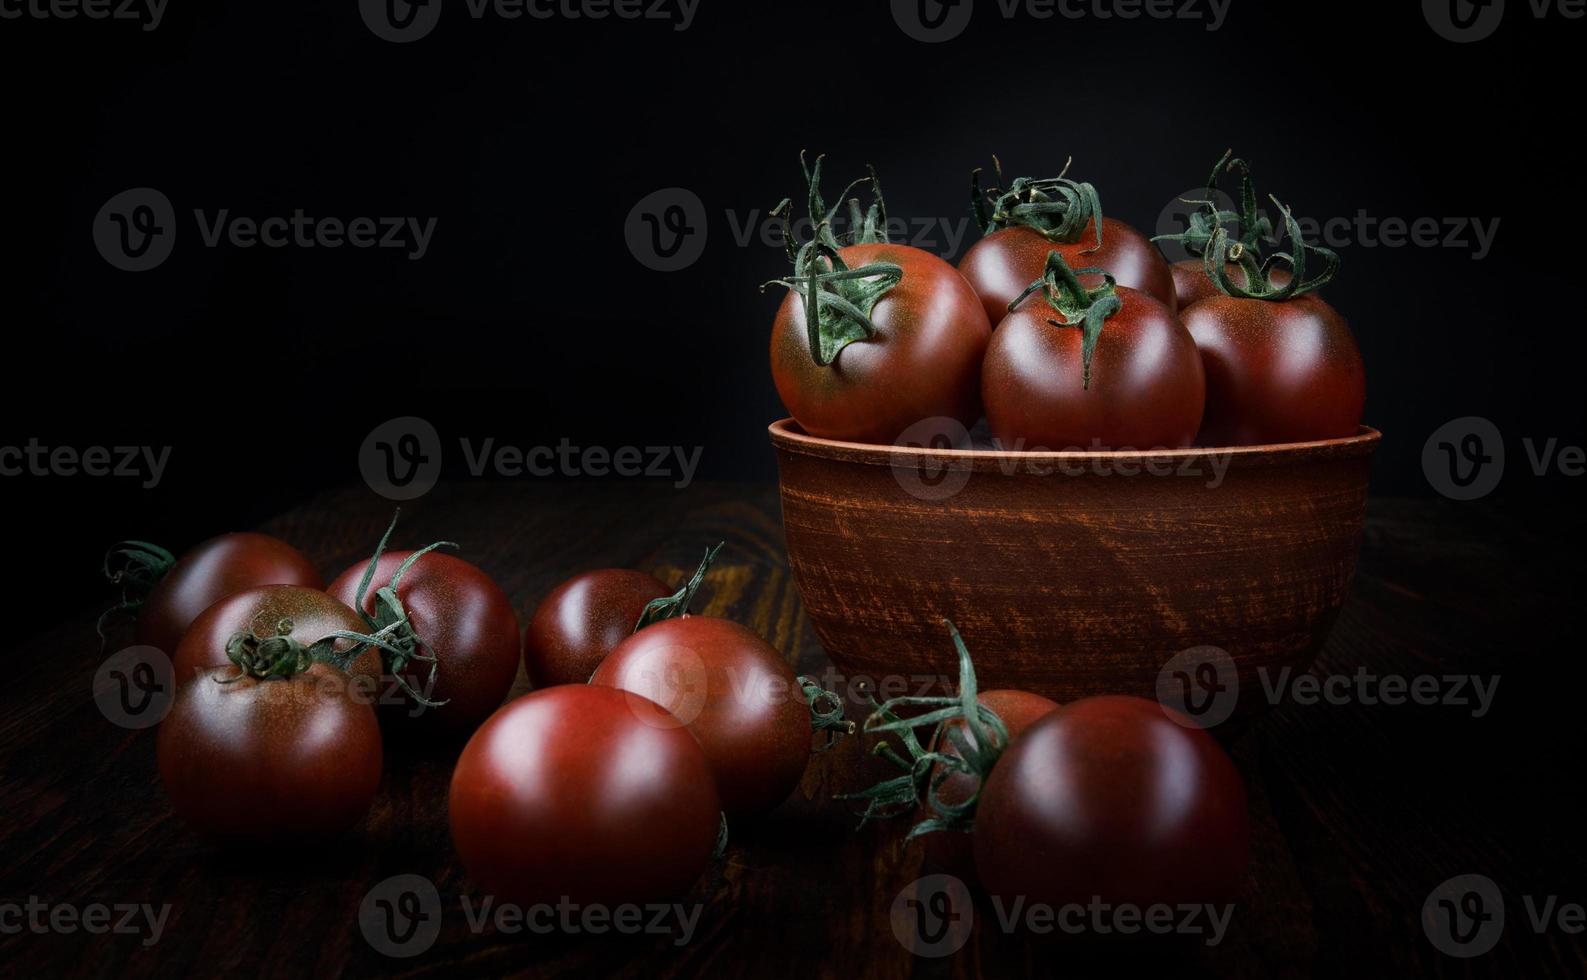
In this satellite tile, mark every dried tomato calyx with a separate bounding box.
[1204,195,1338,301]
[972,155,1104,250]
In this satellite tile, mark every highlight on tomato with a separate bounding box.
[766,153,991,446]
[841,621,1249,909]
[958,157,1177,325]
[981,250,1204,450]
[157,622,383,843]
[1176,195,1365,446]
[328,515,521,735]
[101,532,322,656]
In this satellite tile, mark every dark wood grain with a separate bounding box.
[1,482,1583,978]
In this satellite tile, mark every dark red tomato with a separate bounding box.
[524,569,670,687]
[136,533,320,656]
[960,220,1177,326]
[592,616,810,818]
[1171,260,1294,310]
[449,685,720,906]
[981,287,1205,450]
[920,689,1058,883]
[973,696,1249,909]
[157,663,382,843]
[328,550,521,734]
[173,585,382,689]
[1181,292,1365,446]
[771,243,990,446]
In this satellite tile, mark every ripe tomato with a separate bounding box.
[157,661,382,843]
[768,156,989,446]
[328,548,521,734]
[1181,198,1364,445]
[524,569,669,687]
[973,696,1249,908]
[449,685,721,906]
[105,533,321,656]
[919,689,1058,883]
[172,585,381,688]
[961,219,1176,324]
[1183,293,1364,445]
[981,255,1204,450]
[592,616,812,818]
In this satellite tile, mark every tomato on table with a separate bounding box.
[158,632,382,844]
[103,532,321,656]
[973,695,1250,908]
[592,615,814,818]
[448,684,721,907]
[328,544,521,735]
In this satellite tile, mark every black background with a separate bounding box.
[1,2,1577,627]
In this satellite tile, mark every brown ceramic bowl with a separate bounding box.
[770,418,1380,720]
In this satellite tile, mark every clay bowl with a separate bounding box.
[770,419,1380,721]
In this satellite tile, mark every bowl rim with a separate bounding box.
[769,418,1382,471]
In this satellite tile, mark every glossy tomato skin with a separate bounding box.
[770,243,990,446]
[920,689,1059,883]
[157,663,382,843]
[981,286,1205,450]
[973,696,1249,909]
[959,220,1177,326]
[592,616,809,818]
[172,585,381,688]
[1170,260,1294,310]
[137,533,321,656]
[328,550,521,734]
[1181,293,1365,446]
[524,569,670,687]
[448,685,720,906]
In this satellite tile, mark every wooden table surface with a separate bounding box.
[2,482,1583,978]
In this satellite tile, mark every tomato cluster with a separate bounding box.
[767,154,1366,450]
[103,515,523,843]
[106,528,848,907]
[455,545,851,905]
